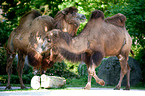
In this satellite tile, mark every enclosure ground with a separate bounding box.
[0,86,145,96]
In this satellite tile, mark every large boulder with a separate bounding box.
[98,56,142,86]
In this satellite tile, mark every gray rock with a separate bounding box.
[98,56,142,86]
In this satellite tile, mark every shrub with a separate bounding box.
[46,61,79,79]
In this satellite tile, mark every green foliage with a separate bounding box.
[0,21,16,46]
[0,73,34,84]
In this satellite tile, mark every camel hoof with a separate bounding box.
[114,86,120,90]
[84,83,91,90]
[21,85,27,89]
[114,88,120,90]
[123,87,130,90]
[99,79,105,86]
[84,87,91,90]
[5,85,12,90]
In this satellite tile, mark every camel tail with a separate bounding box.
[59,48,85,62]
[130,49,134,58]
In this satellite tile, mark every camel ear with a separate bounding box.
[105,13,126,27]
[61,10,66,14]
[54,11,65,21]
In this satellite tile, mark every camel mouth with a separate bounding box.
[77,13,86,23]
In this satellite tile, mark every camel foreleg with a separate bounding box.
[5,53,16,89]
[17,52,26,89]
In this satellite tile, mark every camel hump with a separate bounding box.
[90,10,104,19]
[19,10,41,25]
[105,13,126,27]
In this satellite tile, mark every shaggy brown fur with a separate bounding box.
[5,7,85,89]
[49,10,132,90]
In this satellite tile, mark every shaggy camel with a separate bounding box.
[5,7,86,89]
[48,10,132,90]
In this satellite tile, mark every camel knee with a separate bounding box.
[127,64,131,71]
[87,68,95,76]
[6,65,12,74]
[121,68,127,75]
[6,62,13,74]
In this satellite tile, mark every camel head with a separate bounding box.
[54,7,86,36]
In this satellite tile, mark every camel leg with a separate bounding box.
[91,51,105,86]
[84,51,105,90]
[88,63,105,86]
[17,52,26,89]
[5,53,16,89]
[114,55,128,90]
[124,63,131,90]
[84,75,92,89]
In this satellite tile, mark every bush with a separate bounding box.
[0,73,34,84]
[46,61,79,79]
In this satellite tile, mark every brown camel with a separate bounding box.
[5,7,86,89]
[48,10,132,90]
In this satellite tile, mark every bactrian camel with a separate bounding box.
[48,10,132,90]
[5,7,86,89]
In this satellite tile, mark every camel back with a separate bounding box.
[19,10,41,26]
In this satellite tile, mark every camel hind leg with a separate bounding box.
[114,54,130,90]
[125,63,131,90]
[17,51,26,89]
[5,52,16,89]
